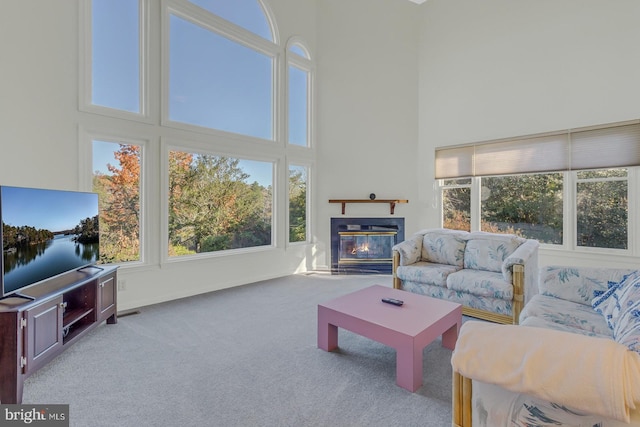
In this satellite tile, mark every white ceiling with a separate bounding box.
[407,0,427,4]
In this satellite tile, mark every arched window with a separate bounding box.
[188,0,274,41]
[288,42,310,59]
[287,38,313,147]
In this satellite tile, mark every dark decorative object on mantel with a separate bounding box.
[369,193,376,200]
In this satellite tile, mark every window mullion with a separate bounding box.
[565,171,574,251]
[471,177,481,232]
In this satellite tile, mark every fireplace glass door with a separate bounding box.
[338,231,396,264]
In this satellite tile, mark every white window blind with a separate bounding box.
[570,123,640,170]
[435,121,640,179]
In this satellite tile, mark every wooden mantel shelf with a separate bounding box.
[329,199,408,215]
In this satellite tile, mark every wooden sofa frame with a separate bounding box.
[392,251,525,325]
[452,371,473,427]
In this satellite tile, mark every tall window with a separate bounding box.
[287,41,312,147]
[168,150,273,256]
[288,165,307,243]
[90,0,140,113]
[288,65,308,146]
[92,140,142,263]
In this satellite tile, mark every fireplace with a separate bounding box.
[331,217,405,274]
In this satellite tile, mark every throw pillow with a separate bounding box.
[591,280,624,330]
[592,270,640,354]
[463,237,521,273]
[610,272,640,354]
[421,232,466,267]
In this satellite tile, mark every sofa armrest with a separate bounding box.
[451,321,640,423]
[392,234,422,266]
[502,239,539,304]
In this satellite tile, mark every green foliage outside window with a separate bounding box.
[576,170,627,249]
[441,169,628,249]
[481,173,563,244]
[168,152,272,256]
[93,144,141,263]
[289,166,307,243]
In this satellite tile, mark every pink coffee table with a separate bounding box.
[317,285,462,392]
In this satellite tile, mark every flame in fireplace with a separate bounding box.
[351,244,369,254]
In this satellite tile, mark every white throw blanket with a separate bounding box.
[451,321,640,423]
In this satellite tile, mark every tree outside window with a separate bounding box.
[289,165,307,242]
[92,141,141,263]
[442,178,471,232]
[442,169,630,250]
[168,151,273,256]
[576,169,628,249]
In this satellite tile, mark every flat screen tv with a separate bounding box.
[1,186,99,298]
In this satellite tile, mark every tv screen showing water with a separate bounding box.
[1,186,99,296]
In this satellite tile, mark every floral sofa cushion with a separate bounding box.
[463,233,523,273]
[539,265,635,305]
[472,380,638,427]
[395,261,460,287]
[521,294,612,337]
[399,280,513,316]
[446,269,513,301]
[420,230,467,267]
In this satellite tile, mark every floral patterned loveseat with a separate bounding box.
[392,228,539,324]
[452,265,640,427]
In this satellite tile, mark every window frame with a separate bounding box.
[161,1,281,142]
[79,0,151,123]
[439,168,636,255]
[79,127,151,267]
[161,139,278,263]
[285,37,314,149]
[81,0,315,269]
[572,168,633,254]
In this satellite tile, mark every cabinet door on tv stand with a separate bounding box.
[98,271,117,324]
[25,296,64,375]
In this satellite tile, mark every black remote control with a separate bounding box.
[381,297,404,306]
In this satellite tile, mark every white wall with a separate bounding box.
[0,1,80,190]
[417,0,640,269]
[314,0,421,270]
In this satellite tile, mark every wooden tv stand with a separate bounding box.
[0,265,118,404]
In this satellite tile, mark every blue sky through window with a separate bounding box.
[289,65,308,146]
[188,0,272,40]
[169,14,273,139]
[92,0,139,112]
[91,0,298,188]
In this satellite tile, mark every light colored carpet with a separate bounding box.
[22,273,455,427]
